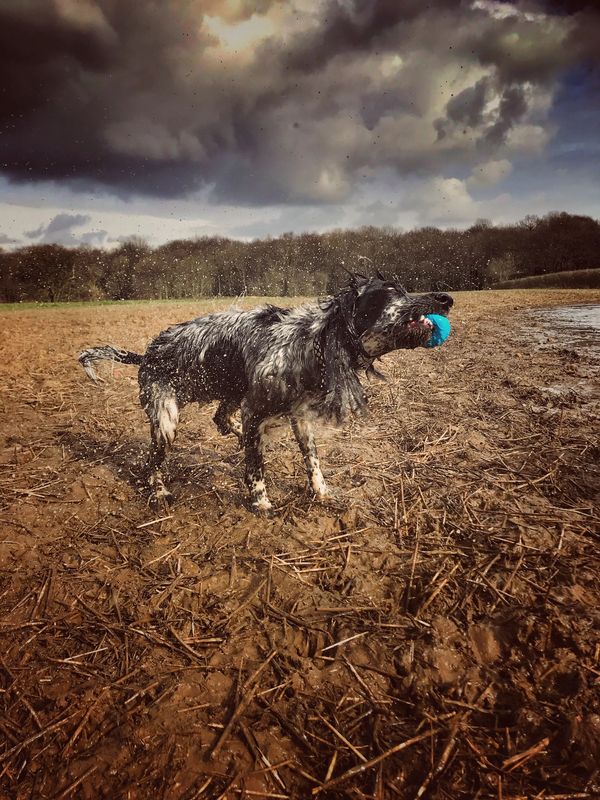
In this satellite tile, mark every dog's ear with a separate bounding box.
[392,274,409,297]
[336,284,358,329]
[353,272,370,292]
[341,268,363,290]
[341,268,369,292]
[319,290,367,422]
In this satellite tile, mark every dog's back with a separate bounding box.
[139,304,292,405]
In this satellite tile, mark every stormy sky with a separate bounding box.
[1,0,599,249]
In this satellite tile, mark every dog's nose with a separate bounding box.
[434,292,453,308]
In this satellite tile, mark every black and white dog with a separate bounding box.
[79,275,453,512]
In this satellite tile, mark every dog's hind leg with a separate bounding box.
[213,401,243,445]
[291,417,330,501]
[241,404,273,513]
[141,383,179,507]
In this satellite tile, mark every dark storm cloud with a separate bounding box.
[0,0,598,205]
[0,0,216,196]
[281,0,461,73]
[0,0,114,120]
[466,12,569,83]
[447,79,490,128]
[543,0,600,13]
[435,77,490,140]
[483,85,528,147]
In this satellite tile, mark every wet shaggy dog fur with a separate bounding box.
[79,276,453,511]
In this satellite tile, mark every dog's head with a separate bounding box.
[343,275,453,358]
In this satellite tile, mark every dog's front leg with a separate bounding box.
[291,417,330,500]
[242,408,272,513]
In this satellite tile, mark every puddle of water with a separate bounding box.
[528,304,600,357]
[525,304,600,401]
[536,304,600,331]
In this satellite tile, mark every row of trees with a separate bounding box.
[1,212,599,302]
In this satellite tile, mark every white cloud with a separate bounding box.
[506,123,551,153]
[404,177,478,226]
[467,159,513,188]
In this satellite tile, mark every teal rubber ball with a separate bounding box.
[424,314,451,348]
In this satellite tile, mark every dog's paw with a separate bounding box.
[148,487,175,510]
[250,497,274,517]
[312,487,345,510]
[308,482,335,502]
[308,472,332,501]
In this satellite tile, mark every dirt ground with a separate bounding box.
[1,289,599,800]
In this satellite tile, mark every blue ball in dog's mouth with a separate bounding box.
[423,314,451,348]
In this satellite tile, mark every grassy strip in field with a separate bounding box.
[494,266,600,289]
[1,287,599,315]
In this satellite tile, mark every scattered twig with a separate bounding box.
[210,651,277,759]
[312,729,441,794]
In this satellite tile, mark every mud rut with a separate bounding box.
[0,290,599,800]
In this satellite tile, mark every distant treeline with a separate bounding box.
[1,211,599,302]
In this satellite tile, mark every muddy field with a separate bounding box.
[1,289,599,800]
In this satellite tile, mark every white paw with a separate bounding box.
[251,496,273,514]
[311,477,331,501]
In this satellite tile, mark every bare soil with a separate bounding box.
[1,289,599,800]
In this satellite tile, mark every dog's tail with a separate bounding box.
[78,345,144,384]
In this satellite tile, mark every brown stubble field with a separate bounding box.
[0,289,599,800]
